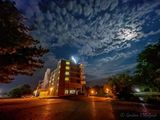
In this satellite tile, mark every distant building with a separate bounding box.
[35,59,86,97]
[42,68,51,89]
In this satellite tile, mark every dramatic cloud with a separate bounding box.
[12,0,160,81]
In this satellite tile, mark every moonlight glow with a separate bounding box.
[118,28,138,41]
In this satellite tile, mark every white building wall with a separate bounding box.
[42,68,51,89]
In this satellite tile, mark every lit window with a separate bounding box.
[66,61,70,65]
[65,90,69,95]
[65,66,70,70]
[65,77,69,81]
[65,71,70,75]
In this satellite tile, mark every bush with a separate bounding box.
[146,96,160,105]
[9,84,32,98]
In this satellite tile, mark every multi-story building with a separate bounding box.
[35,59,86,97]
[34,68,51,97]
[48,59,86,96]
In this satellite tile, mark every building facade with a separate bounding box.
[36,59,86,97]
[42,68,51,89]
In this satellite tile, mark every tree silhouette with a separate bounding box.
[0,1,48,83]
[9,84,32,98]
[135,40,160,89]
[106,73,133,99]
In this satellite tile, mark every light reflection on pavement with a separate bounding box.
[0,96,159,120]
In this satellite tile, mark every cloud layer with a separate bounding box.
[12,0,160,80]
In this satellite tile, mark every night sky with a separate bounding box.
[1,0,160,91]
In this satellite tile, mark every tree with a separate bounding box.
[20,84,32,95]
[9,87,22,98]
[106,73,133,99]
[9,84,32,98]
[135,40,160,89]
[92,85,105,96]
[0,1,48,83]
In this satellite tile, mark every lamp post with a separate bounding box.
[50,87,53,96]
[106,88,109,93]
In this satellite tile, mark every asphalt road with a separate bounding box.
[0,96,159,120]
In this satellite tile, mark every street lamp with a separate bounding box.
[106,88,109,93]
[90,89,96,95]
[134,88,140,92]
[50,87,54,95]
[91,90,94,94]
[50,87,53,92]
